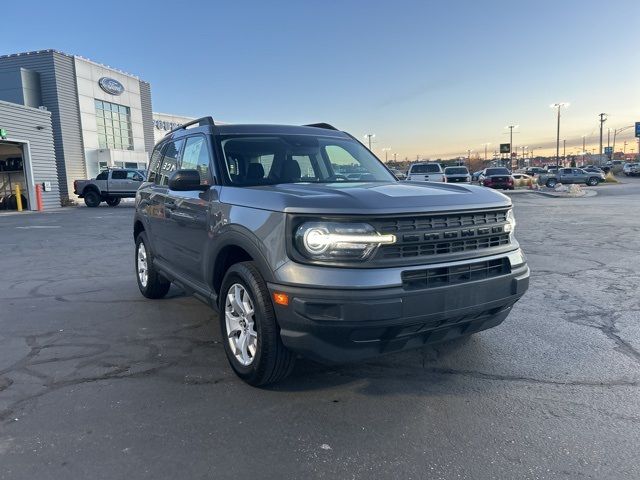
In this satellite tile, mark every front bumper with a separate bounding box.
[269,257,529,364]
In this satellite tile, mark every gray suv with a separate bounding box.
[133,118,529,385]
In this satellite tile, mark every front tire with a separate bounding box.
[135,231,170,299]
[106,197,121,207]
[587,177,599,186]
[546,179,557,188]
[219,262,295,386]
[84,190,101,207]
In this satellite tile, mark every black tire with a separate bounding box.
[84,190,101,208]
[587,177,599,186]
[106,197,121,207]
[546,179,557,188]
[135,231,171,299]
[219,261,295,386]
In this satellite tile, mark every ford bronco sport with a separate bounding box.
[133,117,529,386]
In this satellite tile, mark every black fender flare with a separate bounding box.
[204,225,276,293]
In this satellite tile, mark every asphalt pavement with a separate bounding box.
[1,180,639,479]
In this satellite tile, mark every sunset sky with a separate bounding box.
[3,0,639,160]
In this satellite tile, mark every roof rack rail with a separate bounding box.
[304,123,338,131]
[165,116,215,136]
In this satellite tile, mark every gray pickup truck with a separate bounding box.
[538,167,605,188]
[74,168,145,207]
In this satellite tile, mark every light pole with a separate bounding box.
[393,153,398,162]
[598,113,607,161]
[467,149,473,168]
[363,133,375,151]
[381,147,391,162]
[582,135,586,164]
[612,125,633,160]
[563,139,566,163]
[520,146,528,168]
[505,125,519,170]
[481,143,491,162]
[551,103,569,166]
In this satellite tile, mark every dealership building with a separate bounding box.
[0,50,155,210]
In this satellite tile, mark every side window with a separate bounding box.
[96,171,108,180]
[147,145,164,184]
[126,170,143,181]
[291,155,318,180]
[111,170,127,180]
[181,136,212,185]
[158,139,184,186]
[324,145,358,175]
[562,168,572,175]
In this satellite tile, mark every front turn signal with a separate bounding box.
[273,292,289,306]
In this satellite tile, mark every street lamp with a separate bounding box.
[550,103,569,166]
[381,147,391,162]
[467,149,473,168]
[363,133,375,150]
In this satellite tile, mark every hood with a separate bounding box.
[220,181,511,215]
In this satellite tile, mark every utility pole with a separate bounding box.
[393,153,397,162]
[381,147,391,162]
[563,139,566,162]
[582,135,586,164]
[551,103,569,166]
[598,113,607,162]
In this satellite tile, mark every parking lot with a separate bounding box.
[1,180,639,479]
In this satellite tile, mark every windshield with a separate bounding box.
[219,135,395,186]
[445,167,468,175]
[410,164,441,174]
[486,168,510,175]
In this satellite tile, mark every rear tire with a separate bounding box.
[84,190,101,208]
[546,179,557,188]
[219,262,295,386]
[135,231,170,299]
[106,197,121,207]
[587,177,599,186]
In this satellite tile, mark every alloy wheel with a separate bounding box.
[225,283,258,366]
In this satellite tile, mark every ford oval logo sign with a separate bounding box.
[98,77,125,96]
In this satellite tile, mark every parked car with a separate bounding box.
[74,168,145,207]
[390,168,407,180]
[133,117,529,385]
[406,162,445,182]
[479,167,514,190]
[581,164,610,175]
[512,173,533,187]
[524,167,546,176]
[443,166,471,183]
[623,163,640,176]
[471,170,483,182]
[538,167,605,187]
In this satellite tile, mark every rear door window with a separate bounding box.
[181,135,213,185]
[158,139,184,186]
[111,170,127,180]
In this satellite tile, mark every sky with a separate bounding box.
[3,0,639,160]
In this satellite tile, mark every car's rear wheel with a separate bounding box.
[219,262,295,386]
[587,177,599,186]
[84,190,101,207]
[135,231,170,299]
[546,179,557,188]
[106,197,121,207]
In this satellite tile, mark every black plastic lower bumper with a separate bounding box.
[269,264,529,364]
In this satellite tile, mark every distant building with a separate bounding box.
[0,50,154,205]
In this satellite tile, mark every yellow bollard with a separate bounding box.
[15,184,23,212]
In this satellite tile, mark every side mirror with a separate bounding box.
[168,169,208,191]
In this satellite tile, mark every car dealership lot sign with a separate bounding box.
[98,77,125,96]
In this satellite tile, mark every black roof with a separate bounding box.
[162,118,350,143]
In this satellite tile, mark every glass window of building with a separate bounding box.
[95,100,134,150]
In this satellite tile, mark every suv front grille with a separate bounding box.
[401,258,511,290]
[370,209,511,263]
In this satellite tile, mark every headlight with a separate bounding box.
[504,209,516,234]
[294,222,396,262]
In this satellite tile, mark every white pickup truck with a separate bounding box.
[406,162,445,182]
[73,168,145,207]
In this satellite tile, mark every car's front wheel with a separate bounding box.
[220,262,295,386]
[135,231,171,299]
[546,179,557,188]
[106,197,121,207]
